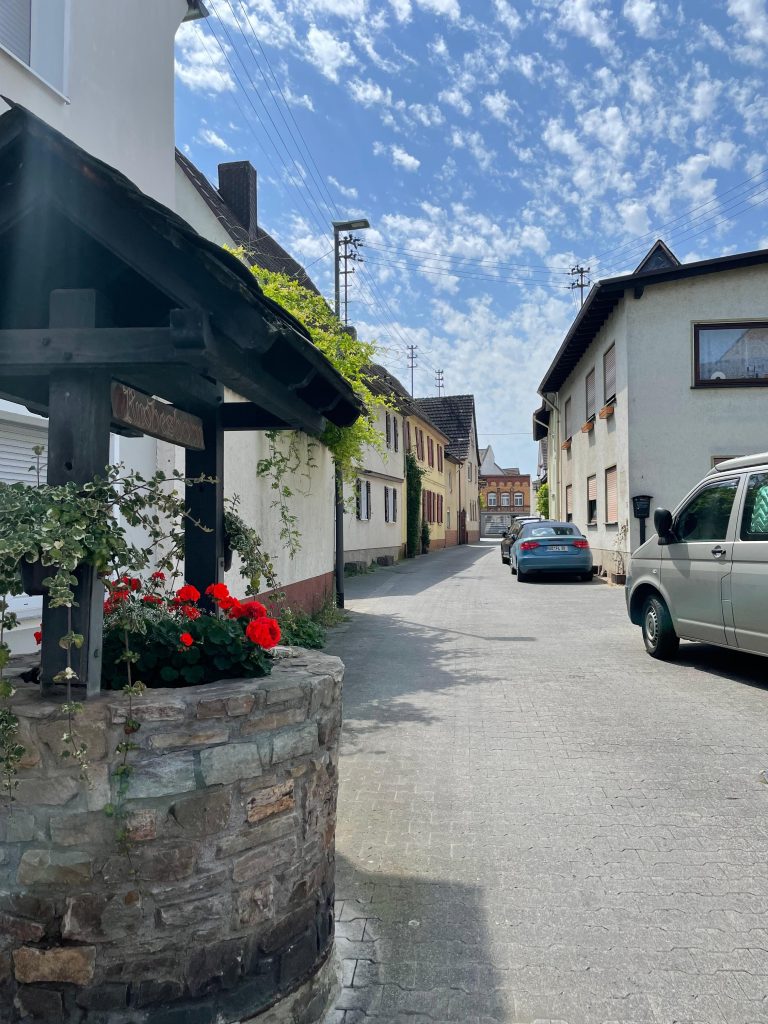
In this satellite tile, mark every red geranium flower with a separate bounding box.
[103,599,114,615]
[181,605,201,620]
[33,629,42,645]
[176,585,200,604]
[205,583,230,600]
[242,601,267,620]
[245,617,281,649]
[179,632,194,647]
[150,571,166,581]
[142,594,163,606]
[217,595,239,612]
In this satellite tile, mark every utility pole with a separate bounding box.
[435,369,444,396]
[407,344,418,396]
[332,218,370,609]
[569,264,591,306]
[338,233,365,325]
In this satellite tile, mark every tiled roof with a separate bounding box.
[365,366,450,438]
[175,150,320,294]
[411,394,478,461]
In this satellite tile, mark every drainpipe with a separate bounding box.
[458,461,463,543]
[538,393,559,520]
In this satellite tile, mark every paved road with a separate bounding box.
[324,541,768,1024]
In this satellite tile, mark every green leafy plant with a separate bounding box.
[224,496,280,595]
[0,597,23,802]
[536,482,549,518]
[277,606,326,650]
[405,451,424,558]
[420,519,431,554]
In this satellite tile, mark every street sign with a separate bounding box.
[111,382,204,450]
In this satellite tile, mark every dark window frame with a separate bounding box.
[693,321,768,387]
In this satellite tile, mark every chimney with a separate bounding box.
[218,161,257,240]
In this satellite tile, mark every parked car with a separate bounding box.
[500,516,540,563]
[509,520,593,581]
[626,452,768,660]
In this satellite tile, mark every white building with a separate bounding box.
[534,240,768,574]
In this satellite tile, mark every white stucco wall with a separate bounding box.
[626,263,768,549]
[175,164,234,246]
[343,407,405,561]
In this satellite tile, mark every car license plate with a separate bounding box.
[550,545,568,551]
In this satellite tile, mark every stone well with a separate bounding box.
[0,648,343,1024]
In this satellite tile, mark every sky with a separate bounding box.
[174,0,768,474]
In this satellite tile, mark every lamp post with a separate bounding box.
[332,218,370,608]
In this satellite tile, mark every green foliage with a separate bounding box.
[277,606,326,650]
[255,431,317,559]
[420,519,431,553]
[245,262,394,480]
[405,451,424,558]
[224,496,279,594]
[536,483,549,518]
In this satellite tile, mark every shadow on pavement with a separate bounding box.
[672,641,768,691]
[333,853,510,1023]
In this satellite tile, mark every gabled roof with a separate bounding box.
[175,150,320,294]
[634,238,680,274]
[365,365,450,439]
[411,394,478,461]
[538,239,768,394]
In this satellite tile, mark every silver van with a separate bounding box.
[626,452,768,660]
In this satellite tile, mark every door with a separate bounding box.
[730,472,768,655]
[660,476,740,645]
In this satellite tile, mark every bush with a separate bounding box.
[536,482,549,518]
[277,607,326,650]
[100,578,279,690]
[421,520,431,553]
[405,452,423,558]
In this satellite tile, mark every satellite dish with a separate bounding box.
[710,371,727,380]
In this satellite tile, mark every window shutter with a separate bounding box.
[384,486,390,522]
[566,484,573,515]
[355,480,362,520]
[604,344,616,402]
[385,412,391,447]
[394,417,399,452]
[587,475,597,501]
[0,0,31,64]
[564,397,572,439]
[605,466,618,523]
[393,488,398,522]
[366,480,372,519]
[585,368,596,420]
[422,491,426,521]
[405,421,411,451]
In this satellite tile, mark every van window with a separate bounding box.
[674,479,739,542]
[740,473,768,541]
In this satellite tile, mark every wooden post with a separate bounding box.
[41,290,113,696]
[184,409,224,602]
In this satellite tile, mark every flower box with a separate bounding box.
[561,438,571,451]
[610,571,626,585]
[581,420,594,433]
[599,404,615,419]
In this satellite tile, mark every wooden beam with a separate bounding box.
[0,326,182,371]
[220,403,289,431]
[185,409,224,600]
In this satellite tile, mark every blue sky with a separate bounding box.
[175,0,768,473]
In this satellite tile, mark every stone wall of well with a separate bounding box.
[0,648,343,1024]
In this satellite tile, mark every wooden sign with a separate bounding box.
[111,382,204,450]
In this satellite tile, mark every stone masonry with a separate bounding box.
[0,647,343,1024]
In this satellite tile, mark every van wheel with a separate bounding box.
[641,594,679,660]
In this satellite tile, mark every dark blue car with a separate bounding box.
[509,520,593,582]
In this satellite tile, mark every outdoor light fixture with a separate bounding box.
[332,218,370,232]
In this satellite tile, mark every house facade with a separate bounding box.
[406,408,450,549]
[413,395,481,545]
[534,239,768,574]
[478,445,531,536]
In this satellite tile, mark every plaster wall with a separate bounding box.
[625,263,768,552]
[174,163,235,247]
[409,414,447,547]
[445,460,459,544]
[552,302,630,572]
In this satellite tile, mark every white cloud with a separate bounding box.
[197,127,234,153]
[482,90,513,122]
[329,175,359,199]
[305,0,367,15]
[348,77,393,106]
[690,77,723,121]
[391,145,421,171]
[582,105,629,158]
[175,25,234,94]
[416,0,461,19]
[409,103,445,126]
[623,0,662,38]
[727,0,768,46]
[618,200,650,235]
[439,88,472,117]
[305,26,356,81]
[389,0,413,20]
[519,225,550,255]
[494,0,522,34]
[429,35,449,59]
[558,0,616,53]
[449,129,496,172]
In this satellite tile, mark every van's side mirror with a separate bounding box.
[654,507,674,544]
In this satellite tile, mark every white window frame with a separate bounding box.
[487,492,498,507]
[513,492,524,507]
[0,0,70,99]
[500,492,511,507]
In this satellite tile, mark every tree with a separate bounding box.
[536,482,549,518]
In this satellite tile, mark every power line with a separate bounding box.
[366,241,571,273]
[363,253,568,286]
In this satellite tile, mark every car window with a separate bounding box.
[674,478,739,542]
[523,525,578,538]
[740,473,768,541]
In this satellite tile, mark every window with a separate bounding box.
[383,486,397,523]
[741,473,768,540]
[438,495,443,523]
[0,1,68,94]
[694,322,768,385]
[524,525,579,538]
[564,397,572,441]
[514,492,524,507]
[384,485,390,522]
[487,492,498,507]
[392,487,398,523]
[467,462,473,482]
[355,479,371,521]
[674,478,739,542]
[405,420,411,452]
[585,368,596,421]
[393,417,399,452]
[587,475,597,524]
[712,456,733,467]
[603,343,616,403]
[437,445,443,472]
[565,484,573,522]
[416,428,424,461]
[501,492,511,507]
[385,412,391,448]
[428,437,434,467]
[605,466,618,524]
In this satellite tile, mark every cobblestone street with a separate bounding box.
[325,541,768,1024]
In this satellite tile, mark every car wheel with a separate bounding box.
[641,594,679,660]
[501,552,508,564]
[510,560,517,575]
[581,572,592,582]
[517,567,527,582]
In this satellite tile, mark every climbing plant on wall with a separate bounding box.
[405,451,424,558]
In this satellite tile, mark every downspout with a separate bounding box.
[538,393,559,520]
[458,461,463,543]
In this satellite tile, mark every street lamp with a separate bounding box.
[332,218,370,609]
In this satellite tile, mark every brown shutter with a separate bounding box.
[565,484,573,515]
[394,417,399,452]
[605,466,618,523]
[405,421,411,451]
[603,344,616,402]
[585,368,595,420]
[384,485,389,522]
[355,479,362,519]
[587,475,597,501]
[385,412,391,447]
[366,480,372,519]
[393,488,398,522]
